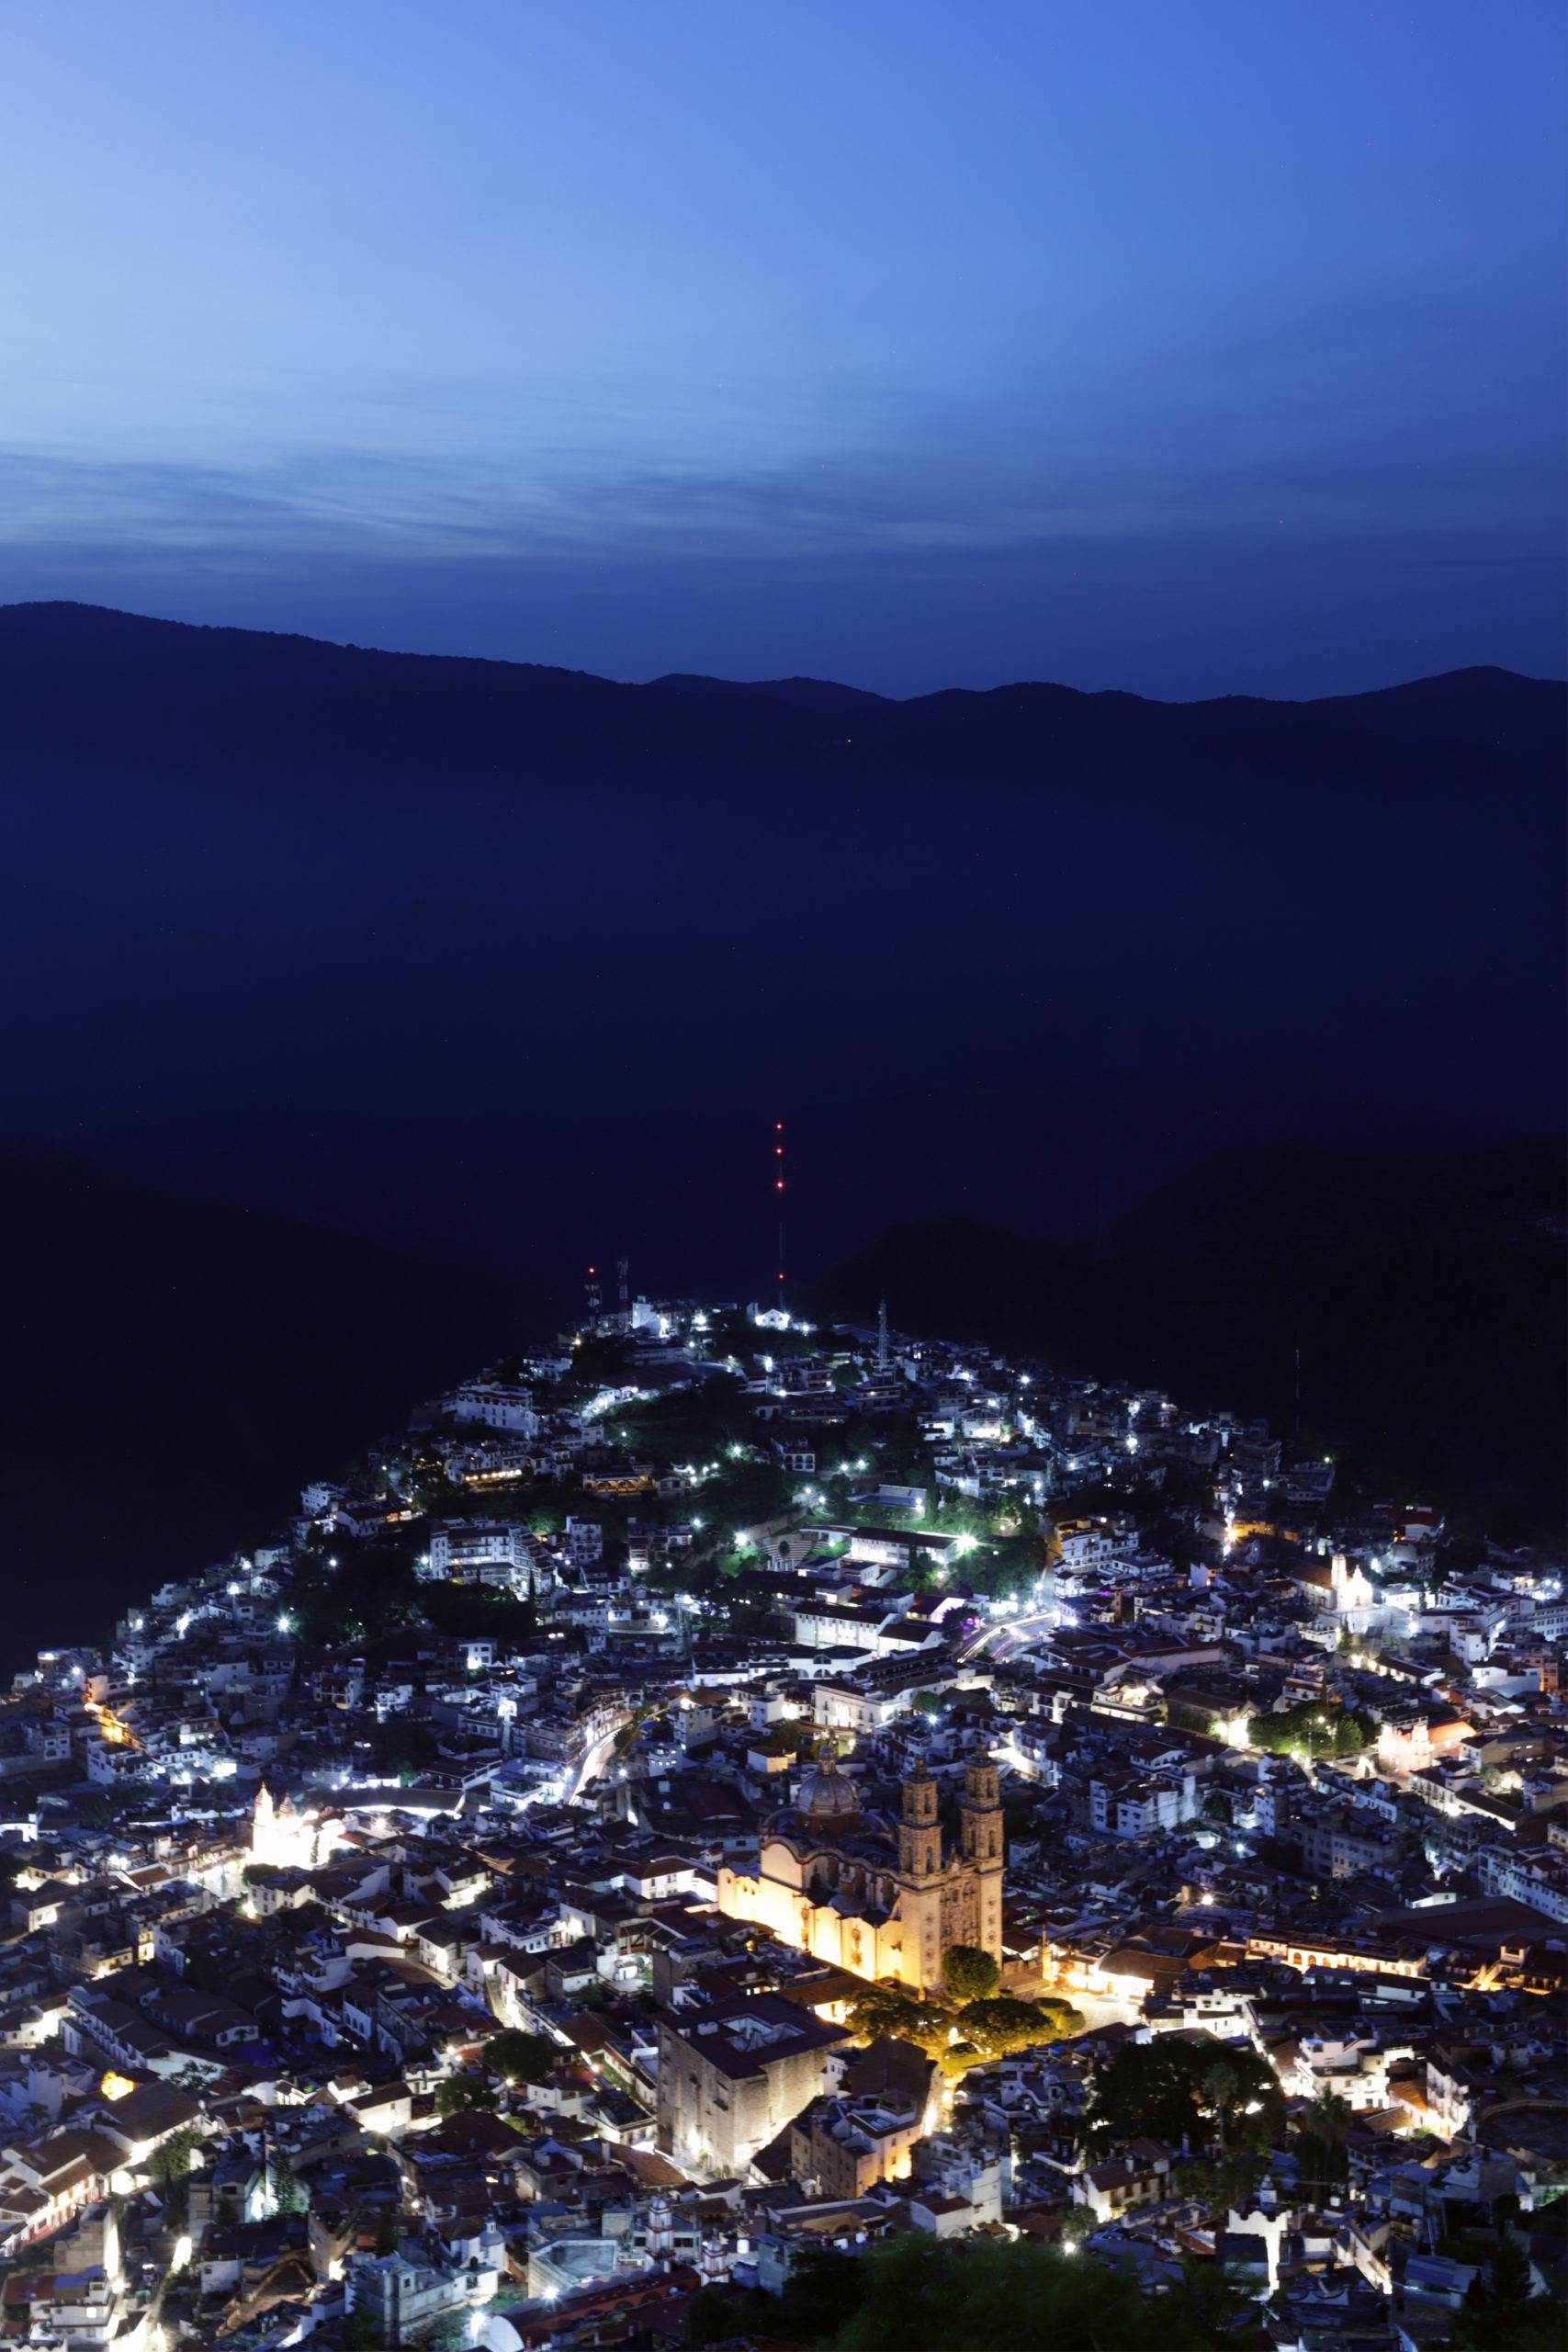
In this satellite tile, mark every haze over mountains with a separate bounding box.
[0,601,1559,1657]
[1,602,1560,1304]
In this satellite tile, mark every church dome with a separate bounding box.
[797,1754,861,1824]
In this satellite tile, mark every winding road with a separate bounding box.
[958,1609,1058,1666]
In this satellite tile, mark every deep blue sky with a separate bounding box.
[0,1,1562,695]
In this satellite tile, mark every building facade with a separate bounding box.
[656,1994,850,2177]
[716,1751,1004,1993]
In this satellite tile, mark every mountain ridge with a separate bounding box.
[2,601,1561,795]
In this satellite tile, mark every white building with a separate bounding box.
[1089,1769,1195,1838]
[424,1522,533,1584]
[451,1382,538,1435]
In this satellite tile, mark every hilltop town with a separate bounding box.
[0,1292,1562,2350]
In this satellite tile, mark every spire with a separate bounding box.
[877,1298,889,1374]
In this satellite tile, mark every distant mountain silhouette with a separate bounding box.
[813,1138,1566,1539]
[0,601,1560,801]
[0,1139,536,1674]
[0,598,1558,1482]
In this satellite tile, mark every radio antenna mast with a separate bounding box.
[774,1123,785,1316]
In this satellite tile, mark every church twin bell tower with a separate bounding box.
[897,1765,941,1881]
[714,1742,1006,1996]
[960,1754,1002,1868]
[894,1755,1004,1989]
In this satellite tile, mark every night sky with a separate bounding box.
[0,2,1562,696]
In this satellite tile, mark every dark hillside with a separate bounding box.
[0,1141,536,1673]
[813,1139,1566,1539]
[0,602,1557,1437]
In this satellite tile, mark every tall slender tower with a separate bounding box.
[646,2193,674,2266]
[897,1767,944,1989]
[773,1122,785,1315]
[616,1256,630,1329]
[877,1298,889,1373]
[959,1754,1005,1965]
[897,1766,941,1881]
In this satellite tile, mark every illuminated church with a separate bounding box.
[716,1750,1003,1993]
[250,1782,343,1871]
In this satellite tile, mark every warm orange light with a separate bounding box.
[85,1700,139,1748]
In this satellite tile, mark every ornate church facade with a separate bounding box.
[715,1751,1003,1993]
[249,1782,343,1871]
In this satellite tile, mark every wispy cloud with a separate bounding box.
[1,278,1557,577]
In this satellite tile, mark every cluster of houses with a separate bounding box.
[0,1297,1560,2347]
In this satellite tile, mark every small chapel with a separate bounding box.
[716,1748,1004,1992]
[250,1781,341,1870]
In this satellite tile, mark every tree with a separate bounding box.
[1172,2153,1265,2224]
[434,2074,497,2117]
[1444,2212,1551,2352]
[845,1983,953,2060]
[373,2207,402,2256]
[1295,2090,1354,2200]
[420,1578,538,1644]
[370,1718,440,1777]
[420,2315,477,2350]
[342,2310,382,2349]
[680,2280,755,2346]
[1476,2214,1540,2345]
[147,2123,201,2229]
[1201,2049,1285,2154]
[942,1945,1000,2005]
[270,2149,306,2215]
[958,1995,1083,2060]
[1201,2060,1241,2156]
[481,2030,557,2086]
[1247,1700,1373,1762]
[831,2230,1253,2351]
[773,2246,869,2345]
[149,2125,200,2186]
[1085,2035,1284,2157]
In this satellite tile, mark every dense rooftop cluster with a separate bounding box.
[0,1292,1562,2350]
